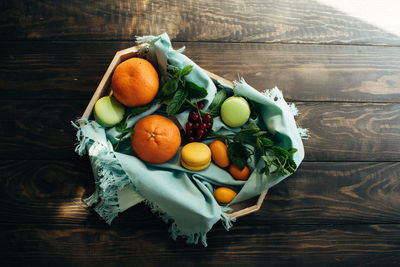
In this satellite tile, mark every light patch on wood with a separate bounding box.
[318,0,400,37]
[341,74,400,95]
[56,198,88,219]
[370,225,394,232]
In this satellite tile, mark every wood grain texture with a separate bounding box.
[295,102,400,161]
[1,0,400,45]
[1,160,399,226]
[1,160,400,265]
[2,41,400,102]
[0,100,85,160]
[2,224,400,266]
[1,100,399,161]
[185,42,400,102]
[2,0,400,262]
[260,162,400,224]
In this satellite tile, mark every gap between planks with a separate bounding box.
[3,39,400,48]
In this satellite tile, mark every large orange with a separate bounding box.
[111,57,159,107]
[131,115,181,164]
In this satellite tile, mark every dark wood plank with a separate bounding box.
[2,0,399,264]
[0,100,85,160]
[0,160,95,225]
[187,42,400,103]
[0,41,117,100]
[1,160,399,226]
[0,100,399,161]
[2,222,400,265]
[2,41,400,102]
[1,0,400,45]
[295,102,400,161]
[1,160,400,265]
[260,162,400,224]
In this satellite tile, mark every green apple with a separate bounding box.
[94,96,125,127]
[220,96,251,127]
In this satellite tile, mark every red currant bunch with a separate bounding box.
[185,102,213,143]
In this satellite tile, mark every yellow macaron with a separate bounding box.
[180,142,212,171]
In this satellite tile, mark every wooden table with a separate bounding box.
[1,0,400,265]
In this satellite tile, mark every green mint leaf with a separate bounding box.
[115,115,130,132]
[288,148,298,154]
[260,145,298,177]
[259,136,273,146]
[186,81,208,99]
[260,155,271,175]
[123,128,135,134]
[172,67,180,77]
[115,121,126,132]
[113,106,147,151]
[162,94,174,105]
[256,137,263,151]
[261,155,271,164]
[247,99,259,119]
[242,121,260,132]
[180,65,193,77]
[227,142,252,170]
[283,168,291,175]
[272,146,291,157]
[253,131,268,137]
[162,78,179,96]
[166,88,189,116]
[127,106,149,117]
[287,155,296,166]
[260,166,270,176]
[233,122,260,143]
[208,88,227,116]
[287,158,297,172]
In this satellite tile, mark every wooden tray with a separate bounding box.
[81,44,268,219]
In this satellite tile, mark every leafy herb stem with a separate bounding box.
[212,122,298,176]
[162,65,208,116]
[184,99,210,116]
[114,106,148,151]
[114,133,124,151]
[114,114,132,151]
[210,133,234,140]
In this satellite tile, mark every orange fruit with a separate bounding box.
[229,164,250,181]
[209,140,230,168]
[112,57,159,107]
[214,187,237,204]
[131,115,181,164]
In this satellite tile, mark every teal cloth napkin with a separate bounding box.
[73,33,305,246]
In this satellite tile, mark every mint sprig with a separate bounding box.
[114,106,148,150]
[166,88,189,116]
[161,78,179,96]
[213,122,298,176]
[227,142,253,170]
[207,88,227,116]
[186,81,208,99]
[162,65,208,116]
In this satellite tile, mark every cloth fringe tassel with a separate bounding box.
[261,86,310,140]
[73,118,220,246]
[220,213,236,231]
[72,119,132,225]
[143,199,215,247]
